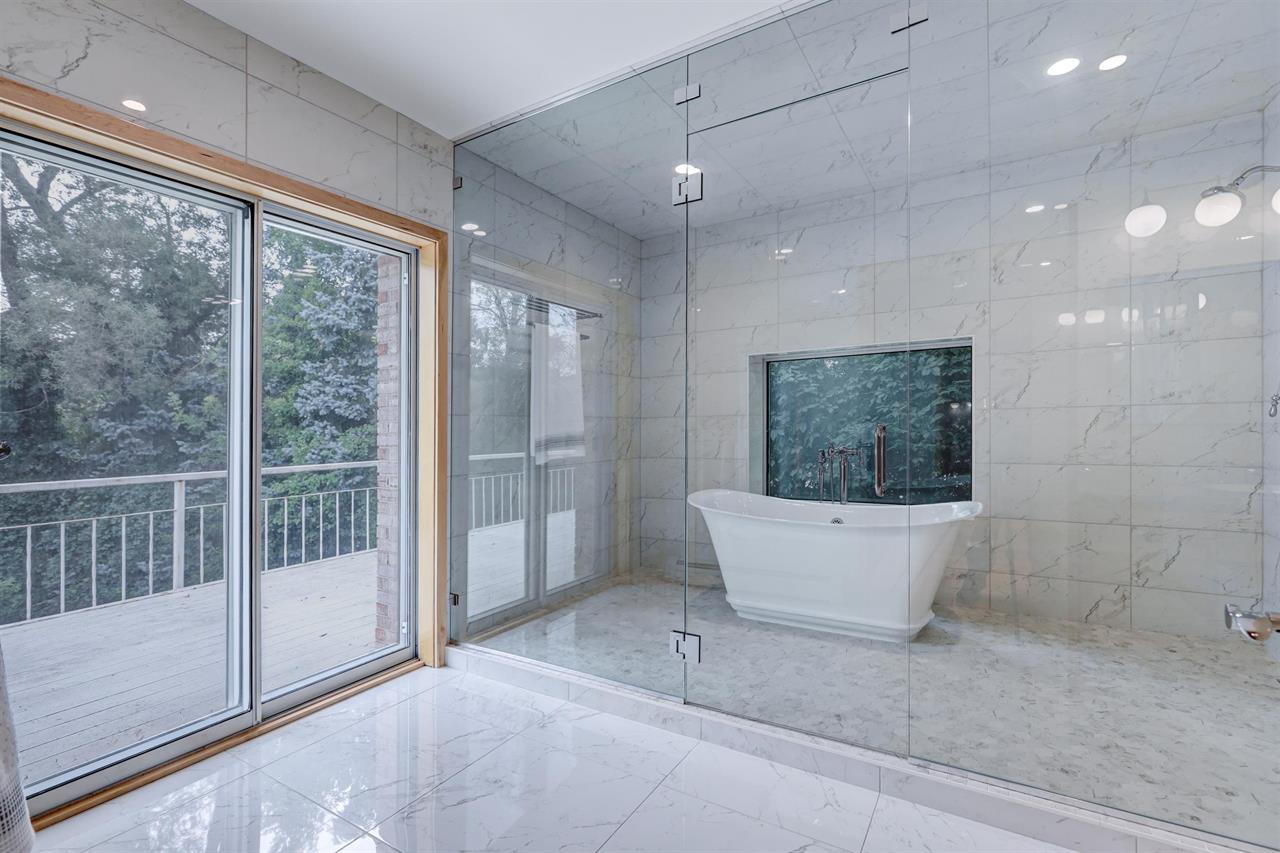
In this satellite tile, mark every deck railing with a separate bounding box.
[468,454,576,530]
[0,461,375,625]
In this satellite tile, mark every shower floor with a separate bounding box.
[476,578,1280,847]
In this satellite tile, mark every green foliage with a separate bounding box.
[766,346,972,504]
[0,151,386,619]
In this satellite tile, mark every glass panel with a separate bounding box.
[260,217,410,698]
[683,72,913,751]
[905,0,1280,847]
[687,0,909,133]
[0,139,248,790]
[448,58,688,697]
[764,345,971,503]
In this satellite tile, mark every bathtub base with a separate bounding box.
[728,596,933,642]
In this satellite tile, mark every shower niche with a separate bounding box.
[751,341,973,505]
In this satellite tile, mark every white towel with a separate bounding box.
[529,303,586,465]
[0,645,33,853]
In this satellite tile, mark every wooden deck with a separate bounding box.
[0,552,383,788]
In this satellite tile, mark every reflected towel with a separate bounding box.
[530,303,586,465]
[0,645,33,853]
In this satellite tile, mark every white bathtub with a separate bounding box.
[688,490,982,642]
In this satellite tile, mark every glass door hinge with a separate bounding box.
[448,592,460,606]
[672,171,703,206]
[890,4,928,32]
[452,176,463,190]
[669,630,702,663]
[400,621,408,635]
[673,83,701,105]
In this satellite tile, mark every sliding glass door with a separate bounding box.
[0,131,420,811]
[0,133,254,801]
[259,214,415,707]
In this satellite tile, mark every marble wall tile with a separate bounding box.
[1,0,247,155]
[246,37,395,139]
[778,268,876,323]
[990,518,1131,584]
[990,229,1129,299]
[935,569,992,610]
[990,407,1130,465]
[991,347,1130,409]
[990,287,1130,353]
[247,78,397,206]
[1131,465,1263,533]
[776,315,876,352]
[1131,586,1261,637]
[1132,526,1262,597]
[989,573,1131,628]
[689,325,778,375]
[96,0,247,67]
[947,517,991,572]
[396,146,452,229]
[1129,403,1261,467]
[691,280,778,331]
[991,464,1131,525]
[1130,338,1262,404]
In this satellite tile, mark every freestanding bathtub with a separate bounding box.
[688,490,982,642]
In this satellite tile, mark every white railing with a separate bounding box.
[467,456,576,530]
[0,462,375,625]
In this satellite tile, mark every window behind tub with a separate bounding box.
[757,342,972,505]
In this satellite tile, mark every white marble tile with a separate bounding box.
[370,735,656,853]
[691,280,779,331]
[1131,338,1262,405]
[663,742,878,850]
[247,79,397,207]
[1130,403,1261,467]
[989,518,1131,584]
[935,568,992,609]
[907,249,992,310]
[1130,465,1263,533]
[991,230,1129,299]
[600,787,839,853]
[95,0,247,67]
[989,574,1131,628]
[246,38,395,139]
[777,316,877,352]
[397,146,453,229]
[991,347,1129,409]
[0,0,247,155]
[779,268,876,323]
[1131,586,1262,637]
[990,464,1131,525]
[398,114,453,166]
[33,753,250,853]
[689,325,777,375]
[863,795,1073,853]
[87,772,363,852]
[519,704,697,783]
[990,287,1131,354]
[259,698,512,830]
[990,407,1130,465]
[1132,526,1262,597]
[1130,271,1262,344]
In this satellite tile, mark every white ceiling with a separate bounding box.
[187,0,780,140]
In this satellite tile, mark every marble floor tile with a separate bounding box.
[478,578,1280,846]
[861,796,1073,853]
[33,753,251,853]
[598,787,846,853]
[519,703,699,782]
[259,698,514,829]
[85,772,364,853]
[369,735,657,853]
[663,742,879,850]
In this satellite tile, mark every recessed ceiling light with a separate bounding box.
[473,230,487,237]
[675,163,701,175]
[1025,204,1045,213]
[1053,203,1069,210]
[461,223,479,231]
[121,98,147,112]
[1098,54,1127,71]
[1046,57,1080,76]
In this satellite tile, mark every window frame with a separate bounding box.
[0,77,448,821]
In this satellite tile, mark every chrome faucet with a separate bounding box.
[817,442,864,504]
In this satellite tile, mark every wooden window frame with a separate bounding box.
[0,76,449,828]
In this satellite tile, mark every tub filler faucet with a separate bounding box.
[816,426,888,503]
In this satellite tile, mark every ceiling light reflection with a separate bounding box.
[1047,57,1080,76]
[1098,54,1127,71]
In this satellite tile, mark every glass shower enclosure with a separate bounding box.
[448,1,1280,848]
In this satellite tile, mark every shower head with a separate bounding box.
[1195,164,1280,227]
